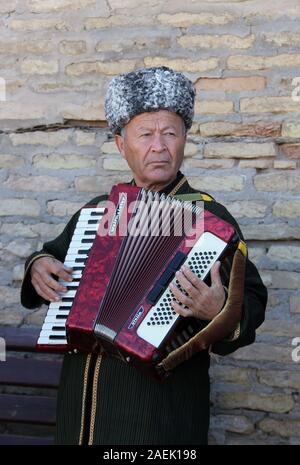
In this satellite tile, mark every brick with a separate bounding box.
[9,131,70,146]
[257,320,300,338]
[239,159,273,169]
[267,245,300,263]
[195,100,234,114]
[184,142,199,157]
[0,222,64,239]
[65,60,137,76]
[232,342,293,364]
[210,365,250,385]
[274,160,296,169]
[0,41,53,54]
[281,144,300,160]
[95,36,171,53]
[0,102,46,121]
[196,76,266,92]
[0,199,40,217]
[47,201,83,217]
[263,32,300,46]
[13,264,25,281]
[183,159,235,170]
[62,103,105,121]
[216,392,294,414]
[101,141,119,154]
[261,270,300,289]
[27,0,97,12]
[21,59,59,75]
[199,121,281,137]
[24,307,47,326]
[144,57,219,73]
[157,12,236,27]
[224,201,268,218]
[0,286,20,305]
[3,240,34,258]
[259,418,300,438]
[103,157,130,171]
[273,200,300,218]
[0,154,24,168]
[0,308,26,326]
[84,15,151,29]
[74,131,96,146]
[59,40,87,55]
[187,175,244,192]
[282,122,300,138]
[254,173,300,191]
[211,415,254,434]
[4,175,66,191]
[10,19,69,32]
[241,96,300,113]
[75,175,131,192]
[178,34,255,49]
[228,54,300,70]
[290,295,300,314]
[33,153,96,169]
[258,369,300,389]
[205,142,276,159]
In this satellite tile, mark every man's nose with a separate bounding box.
[150,134,166,152]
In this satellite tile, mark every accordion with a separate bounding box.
[37,183,245,379]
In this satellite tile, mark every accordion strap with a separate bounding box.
[158,243,247,373]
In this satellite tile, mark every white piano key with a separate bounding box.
[38,337,68,345]
[41,322,66,330]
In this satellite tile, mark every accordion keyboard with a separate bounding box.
[37,207,104,347]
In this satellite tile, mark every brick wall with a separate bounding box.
[0,0,299,444]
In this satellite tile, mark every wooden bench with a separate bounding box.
[0,326,63,445]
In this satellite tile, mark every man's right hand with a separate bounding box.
[30,256,73,303]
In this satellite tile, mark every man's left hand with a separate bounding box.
[169,261,226,320]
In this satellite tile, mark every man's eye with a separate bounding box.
[165,132,176,136]
[140,133,151,137]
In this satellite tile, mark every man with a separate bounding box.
[21,66,267,445]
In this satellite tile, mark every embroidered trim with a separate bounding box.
[78,354,92,445]
[88,355,102,445]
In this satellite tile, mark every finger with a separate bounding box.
[32,276,61,302]
[169,282,193,307]
[181,265,207,291]
[46,258,73,281]
[210,261,223,288]
[41,273,68,293]
[175,270,198,298]
[171,300,193,318]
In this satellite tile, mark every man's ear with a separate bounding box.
[115,134,126,159]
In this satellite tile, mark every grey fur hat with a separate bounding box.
[104,66,196,135]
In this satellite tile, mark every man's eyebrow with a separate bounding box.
[135,125,178,132]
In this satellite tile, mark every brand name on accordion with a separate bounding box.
[109,193,128,235]
[128,307,144,330]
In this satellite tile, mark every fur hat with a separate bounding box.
[104,66,196,135]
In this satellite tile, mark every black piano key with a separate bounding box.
[61,297,74,302]
[58,306,71,310]
[66,285,79,290]
[72,266,84,271]
[75,258,87,263]
[88,219,100,224]
[78,249,89,254]
[49,335,67,340]
[84,231,96,236]
[91,211,104,216]
[81,239,94,243]
[52,326,66,331]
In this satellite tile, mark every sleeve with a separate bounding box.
[20,195,108,310]
[205,200,268,356]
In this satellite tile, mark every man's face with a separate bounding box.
[115,110,186,190]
